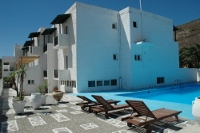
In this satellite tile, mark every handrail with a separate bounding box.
[174,79,184,89]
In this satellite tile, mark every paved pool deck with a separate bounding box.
[0,88,199,133]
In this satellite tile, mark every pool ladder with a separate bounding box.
[174,79,184,89]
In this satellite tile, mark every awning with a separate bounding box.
[28,32,40,38]
[23,40,34,47]
[41,28,56,35]
[21,40,34,50]
[16,56,40,69]
[50,14,71,24]
[21,47,29,50]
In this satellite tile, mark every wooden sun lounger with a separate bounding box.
[121,100,182,133]
[91,95,130,119]
[76,95,120,112]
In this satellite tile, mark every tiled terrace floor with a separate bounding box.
[0,88,199,133]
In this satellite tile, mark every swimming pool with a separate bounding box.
[118,83,200,105]
[72,82,200,120]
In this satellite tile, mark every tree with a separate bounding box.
[16,64,28,100]
[179,44,200,68]
[8,71,19,96]
[38,80,50,95]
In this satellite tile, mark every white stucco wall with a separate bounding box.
[47,43,58,92]
[54,4,78,92]
[119,8,132,89]
[119,7,186,90]
[23,65,43,95]
[2,56,16,77]
[14,45,23,58]
[76,3,120,92]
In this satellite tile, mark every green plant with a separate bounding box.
[179,44,200,68]
[38,80,50,95]
[15,64,28,100]
[17,64,28,91]
[8,71,19,96]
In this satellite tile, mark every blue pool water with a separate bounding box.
[118,83,200,105]
[72,82,200,120]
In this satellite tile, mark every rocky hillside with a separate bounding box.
[176,18,200,47]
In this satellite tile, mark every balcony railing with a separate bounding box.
[28,46,40,56]
[54,70,58,78]
[58,69,70,80]
[54,34,69,49]
[43,70,47,77]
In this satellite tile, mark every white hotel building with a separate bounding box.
[1,2,198,95]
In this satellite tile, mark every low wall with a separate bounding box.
[178,68,197,83]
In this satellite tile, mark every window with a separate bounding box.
[113,54,118,60]
[134,55,141,61]
[66,56,68,69]
[72,81,76,88]
[10,67,14,71]
[3,62,9,65]
[28,80,34,85]
[70,81,72,86]
[104,80,110,86]
[30,46,33,53]
[43,70,47,77]
[88,81,95,87]
[111,79,117,86]
[133,21,137,28]
[67,80,70,86]
[112,23,117,29]
[97,81,103,86]
[63,80,76,87]
[157,77,164,84]
[54,70,58,78]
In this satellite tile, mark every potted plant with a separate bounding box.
[52,87,64,103]
[38,80,50,105]
[11,64,28,114]
[38,80,50,95]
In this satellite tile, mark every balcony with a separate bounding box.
[53,69,70,80]
[54,34,69,49]
[29,46,40,56]
[54,70,58,79]
[58,69,70,80]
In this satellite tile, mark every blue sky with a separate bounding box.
[0,0,199,58]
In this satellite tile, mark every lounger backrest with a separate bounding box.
[126,100,157,119]
[77,95,95,103]
[92,95,114,110]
